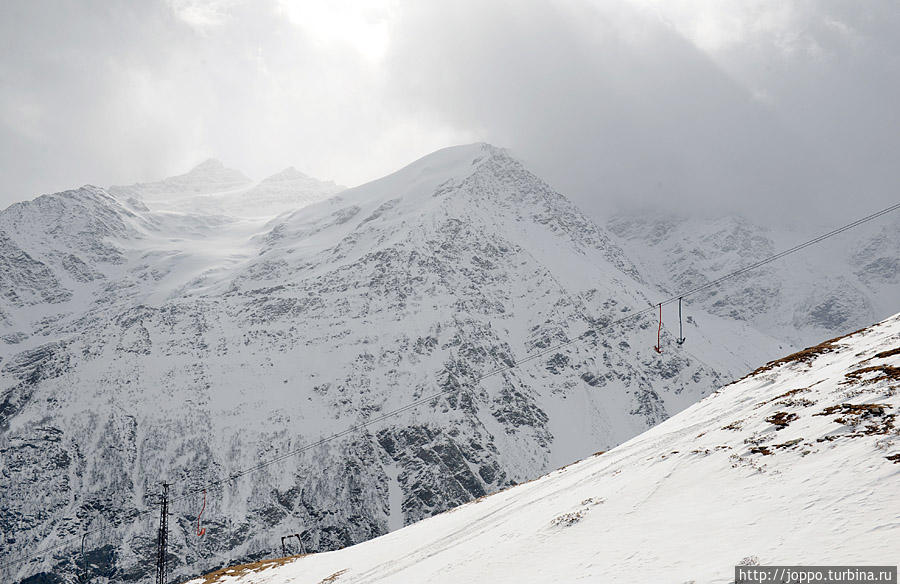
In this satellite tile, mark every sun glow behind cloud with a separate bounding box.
[167,0,238,32]
[276,0,396,62]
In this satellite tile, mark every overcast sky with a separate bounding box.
[1,0,897,223]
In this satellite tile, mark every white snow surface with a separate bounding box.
[185,312,900,584]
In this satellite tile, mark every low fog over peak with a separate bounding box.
[1,1,897,225]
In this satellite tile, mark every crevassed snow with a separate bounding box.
[185,312,900,584]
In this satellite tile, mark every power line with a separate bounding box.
[155,483,170,584]
[3,199,898,574]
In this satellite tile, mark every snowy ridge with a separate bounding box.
[185,312,900,584]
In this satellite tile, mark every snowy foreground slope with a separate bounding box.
[186,313,900,584]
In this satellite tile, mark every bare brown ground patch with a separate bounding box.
[190,554,308,584]
[873,346,900,360]
[844,365,900,385]
[765,411,798,428]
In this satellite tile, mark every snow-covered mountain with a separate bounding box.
[184,311,900,584]
[1,144,775,584]
[0,144,888,584]
[607,212,900,347]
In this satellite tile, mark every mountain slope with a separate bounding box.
[186,312,900,584]
[1,145,787,584]
[109,159,252,199]
[108,160,343,218]
[607,212,900,347]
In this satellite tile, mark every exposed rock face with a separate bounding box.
[3,145,788,584]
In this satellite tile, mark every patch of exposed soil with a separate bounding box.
[192,554,307,584]
[765,411,798,428]
[844,365,900,385]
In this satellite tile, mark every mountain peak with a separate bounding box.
[109,158,251,199]
[188,158,227,173]
[178,158,247,184]
[328,142,508,209]
[261,166,312,183]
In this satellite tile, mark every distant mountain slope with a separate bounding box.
[607,212,900,346]
[235,167,343,218]
[186,312,900,584]
[108,159,343,218]
[2,144,783,584]
[110,158,253,198]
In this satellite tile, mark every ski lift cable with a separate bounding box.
[3,200,898,573]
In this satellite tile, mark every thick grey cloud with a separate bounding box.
[385,1,899,222]
[0,0,472,205]
[1,1,897,224]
